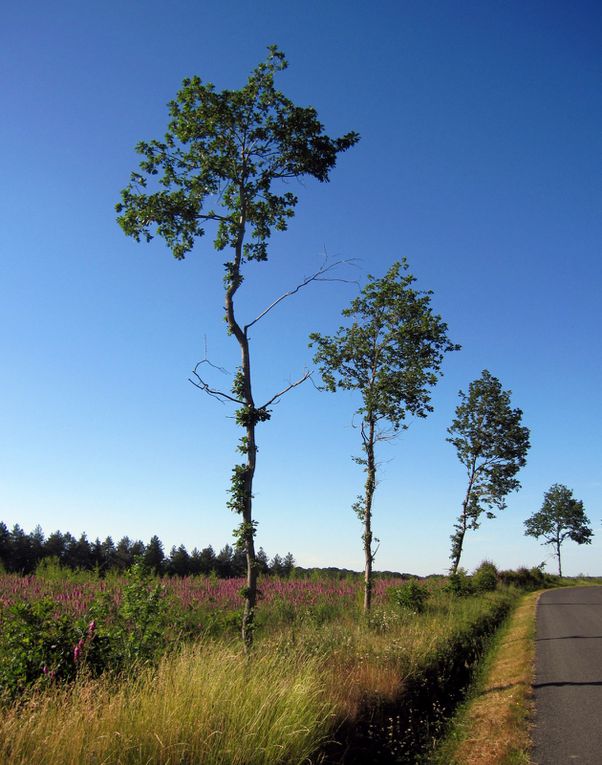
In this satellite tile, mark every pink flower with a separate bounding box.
[87,620,96,637]
[73,638,85,662]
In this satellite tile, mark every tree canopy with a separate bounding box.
[524,483,593,576]
[447,370,530,573]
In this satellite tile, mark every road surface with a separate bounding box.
[534,586,602,764]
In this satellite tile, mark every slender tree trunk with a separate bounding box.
[224,213,258,649]
[363,418,376,612]
[451,468,475,574]
[556,537,562,577]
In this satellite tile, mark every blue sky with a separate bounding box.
[1,0,600,575]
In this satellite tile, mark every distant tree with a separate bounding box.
[44,530,67,564]
[311,261,458,610]
[115,536,135,571]
[189,547,203,576]
[9,525,33,573]
[255,547,269,575]
[70,533,93,570]
[90,538,104,571]
[198,545,216,575]
[143,535,165,575]
[270,553,284,577]
[282,552,295,578]
[0,522,9,569]
[524,484,593,576]
[168,544,191,576]
[30,525,45,567]
[116,46,358,646]
[61,532,77,569]
[215,545,234,578]
[100,536,117,571]
[447,370,530,573]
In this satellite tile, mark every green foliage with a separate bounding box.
[498,565,556,590]
[472,560,498,592]
[116,45,358,263]
[445,569,475,597]
[448,370,530,571]
[311,260,459,430]
[0,598,79,699]
[390,579,431,614]
[90,563,167,668]
[310,260,459,610]
[524,484,593,576]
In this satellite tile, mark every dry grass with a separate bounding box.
[433,591,539,765]
[0,641,335,765]
[0,588,516,765]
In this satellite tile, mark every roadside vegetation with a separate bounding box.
[0,560,565,764]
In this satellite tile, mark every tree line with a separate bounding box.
[0,523,297,579]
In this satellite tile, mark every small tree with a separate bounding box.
[311,261,459,611]
[524,484,593,576]
[447,370,530,573]
[116,46,358,646]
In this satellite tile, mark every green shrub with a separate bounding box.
[472,560,498,592]
[445,569,475,597]
[390,579,430,614]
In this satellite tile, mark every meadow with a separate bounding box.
[0,564,543,764]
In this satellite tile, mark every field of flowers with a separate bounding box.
[0,563,520,765]
[0,566,409,701]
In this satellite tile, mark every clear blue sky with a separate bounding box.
[1,0,600,575]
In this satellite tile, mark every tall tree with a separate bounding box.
[447,370,530,573]
[116,46,358,646]
[524,484,593,576]
[311,261,459,610]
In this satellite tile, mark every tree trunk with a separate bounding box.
[363,419,376,612]
[451,467,476,574]
[556,538,562,577]
[224,218,258,649]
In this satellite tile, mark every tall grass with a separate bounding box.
[0,641,335,765]
[0,585,518,764]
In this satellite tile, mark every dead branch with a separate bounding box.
[188,360,243,405]
[244,257,360,334]
[259,370,312,409]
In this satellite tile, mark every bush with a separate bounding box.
[498,565,557,591]
[445,569,475,597]
[473,560,498,592]
[390,579,430,614]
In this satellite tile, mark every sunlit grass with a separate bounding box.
[429,590,538,765]
[0,585,518,764]
[0,641,335,765]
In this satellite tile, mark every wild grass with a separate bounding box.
[0,579,519,764]
[0,640,335,765]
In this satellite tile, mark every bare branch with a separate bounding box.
[259,370,312,409]
[188,360,243,405]
[244,257,360,334]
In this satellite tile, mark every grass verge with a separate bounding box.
[429,590,539,765]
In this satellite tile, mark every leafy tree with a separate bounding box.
[447,370,530,573]
[524,484,593,576]
[311,261,458,610]
[116,46,358,646]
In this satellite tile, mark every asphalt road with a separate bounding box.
[533,586,602,764]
